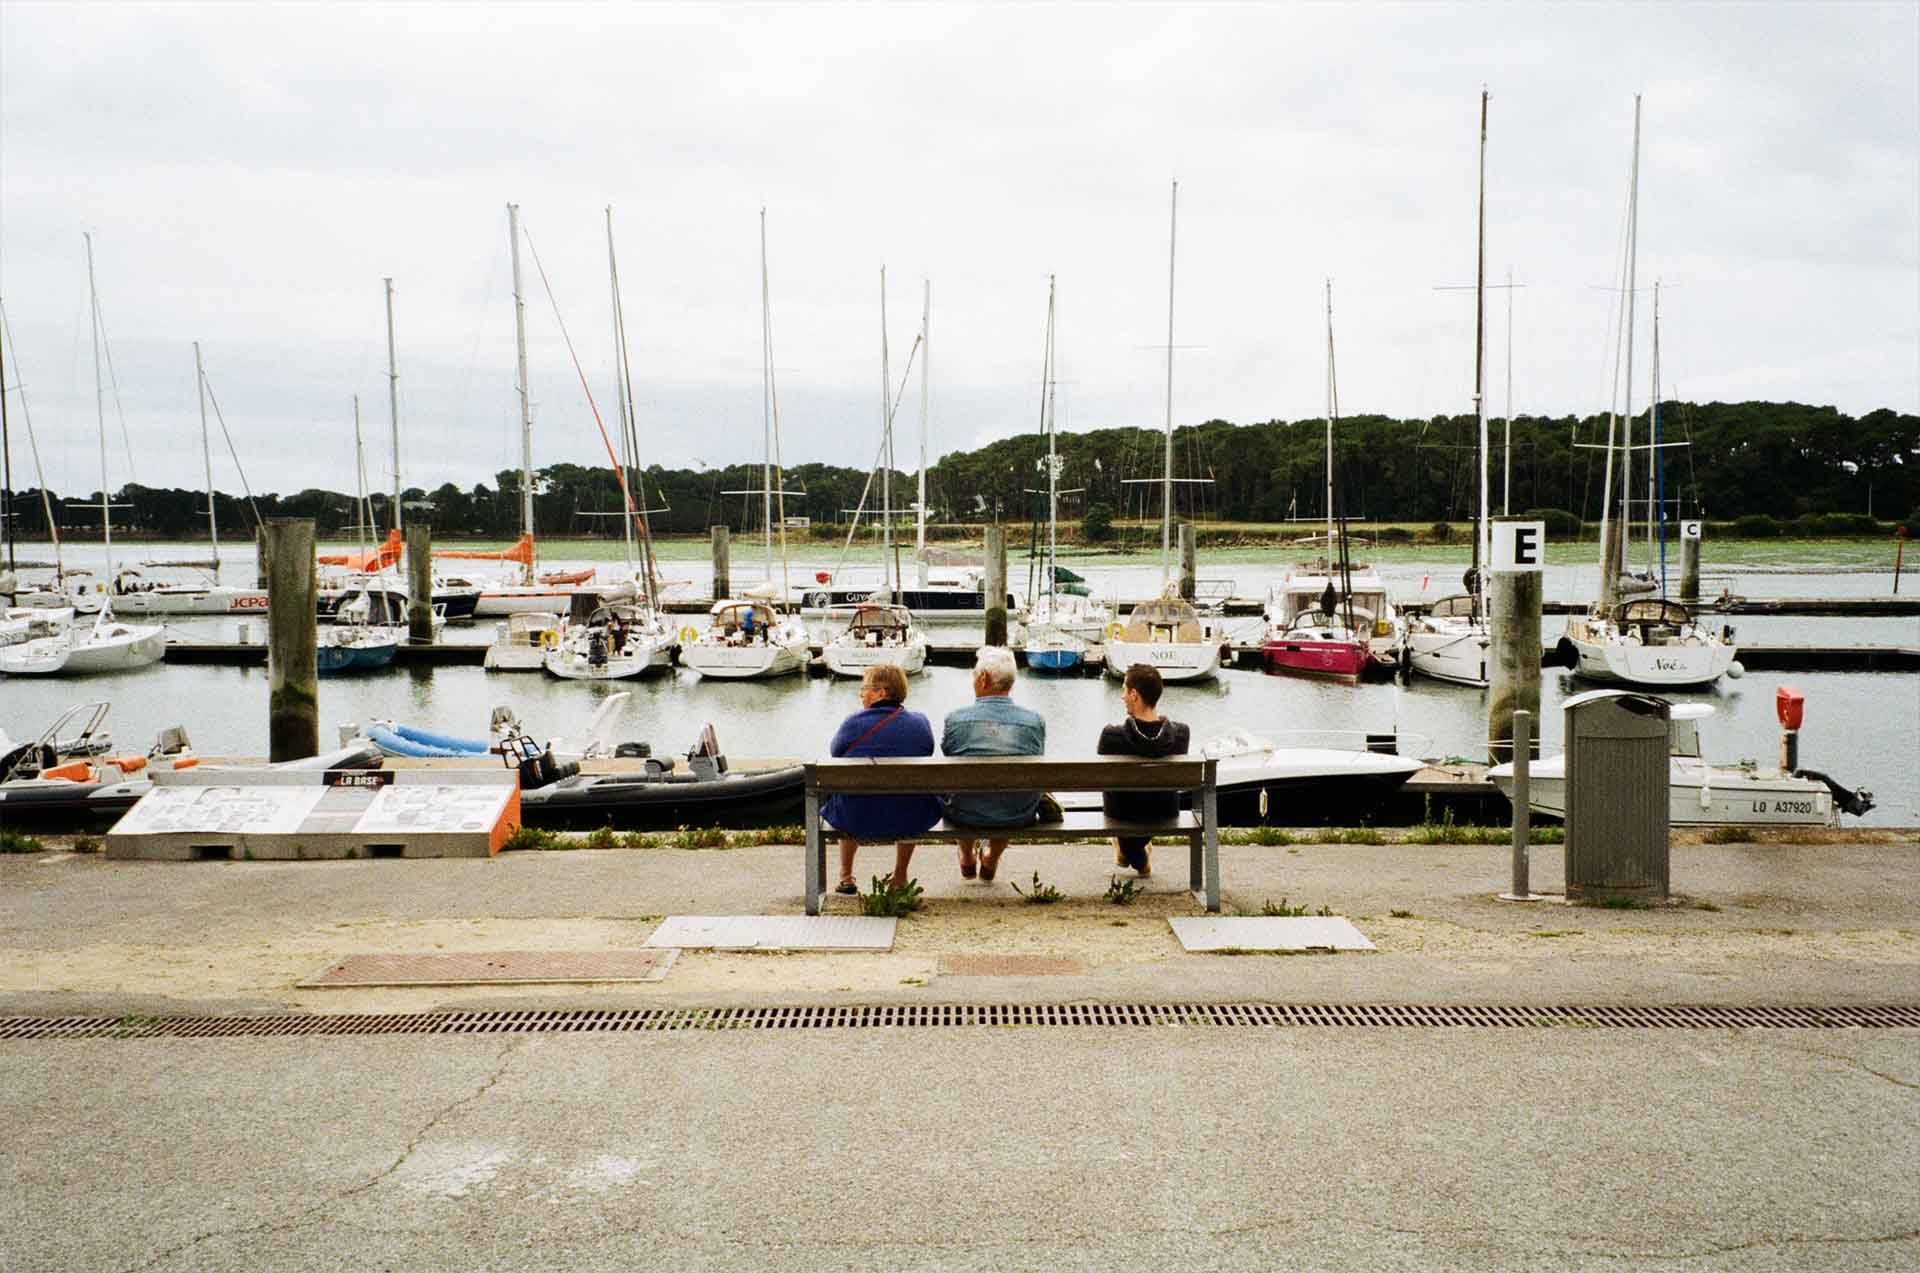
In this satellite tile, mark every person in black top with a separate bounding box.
[1096,663,1191,876]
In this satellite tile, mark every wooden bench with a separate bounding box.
[803,756,1220,915]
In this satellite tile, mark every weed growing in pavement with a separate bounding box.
[1408,805,1509,845]
[673,825,730,849]
[582,825,619,851]
[859,874,924,918]
[1011,872,1064,904]
[620,831,666,849]
[1103,875,1142,905]
[1326,828,1384,845]
[1692,900,1723,912]
[501,825,565,852]
[1704,826,1753,844]
[70,836,101,854]
[0,830,47,854]
[1260,897,1333,918]
[1226,826,1296,846]
[1388,908,1414,919]
[730,826,806,847]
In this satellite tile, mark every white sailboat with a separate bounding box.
[681,209,810,682]
[0,236,164,677]
[317,398,403,675]
[110,345,270,615]
[1407,91,1495,687]
[544,601,673,680]
[1105,180,1222,683]
[1561,98,1736,688]
[823,267,929,677]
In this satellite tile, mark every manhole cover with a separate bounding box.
[299,950,678,988]
[939,956,1084,977]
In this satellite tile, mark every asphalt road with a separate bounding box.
[4,1025,1916,1272]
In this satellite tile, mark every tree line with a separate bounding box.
[4,399,1913,543]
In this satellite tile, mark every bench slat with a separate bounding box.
[831,810,1203,845]
[807,756,1214,794]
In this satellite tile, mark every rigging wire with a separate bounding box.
[0,296,65,574]
[197,369,264,530]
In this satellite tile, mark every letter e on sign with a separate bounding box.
[1681,520,1702,541]
[1492,520,1546,571]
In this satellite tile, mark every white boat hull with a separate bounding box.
[1567,635,1735,687]
[680,640,806,680]
[822,637,928,678]
[544,642,673,681]
[1103,638,1221,682]
[113,586,271,616]
[474,581,638,617]
[484,644,551,671]
[1406,623,1489,687]
[0,624,167,676]
[1489,755,1839,828]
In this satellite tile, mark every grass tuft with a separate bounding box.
[1260,897,1333,918]
[859,874,924,917]
[1011,871,1064,904]
[1704,826,1753,845]
[1103,875,1142,905]
[0,830,48,854]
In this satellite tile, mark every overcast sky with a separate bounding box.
[2,1,1915,504]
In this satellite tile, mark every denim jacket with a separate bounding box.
[940,695,1047,827]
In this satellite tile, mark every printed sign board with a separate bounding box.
[1491,520,1546,571]
[1681,520,1702,540]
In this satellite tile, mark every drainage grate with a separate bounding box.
[0,1002,1916,1041]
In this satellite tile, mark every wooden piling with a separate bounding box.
[254,527,269,590]
[1179,522,1197,601]
[406,524,433,643]
[983,526,1008,646]
[263,518,319,762]
[1679,528,1701,601]
[1488,519,1543,766]
[711,526,731,601]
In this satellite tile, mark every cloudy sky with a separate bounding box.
[2,1,1914,503]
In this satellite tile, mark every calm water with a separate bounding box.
[5,540,1915,825]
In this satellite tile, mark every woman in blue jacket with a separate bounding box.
[823,664,942,894]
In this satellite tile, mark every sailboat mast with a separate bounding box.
[353,395,370,561]
[1620,95,1642,582]
[1503,266,1514,516]
[1046,276,1059,605]
[0,303,12,575]
[917,280,929,585]
[85,233,113,582]
[194,341,219,575]
[1651,280,1663,587]
[384,277,401,538]
[1324,278,1336,555]
[760,209,774,582]
[1473,88,1489,611]
[1161,178,1177,583]
[508,204,535,584]
[606,207,636,574]
[880,267,893,596]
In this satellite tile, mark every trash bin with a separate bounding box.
[1563,689,1670,902]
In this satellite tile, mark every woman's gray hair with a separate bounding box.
[973,645,1018,691]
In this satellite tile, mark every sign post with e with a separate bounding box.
[1491,520,1546,572]
[1487,517,1545,772]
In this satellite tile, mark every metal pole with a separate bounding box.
[1474,89,1490,608]
[880,266,892,596]
[194,342,219,577]
[606,206,635,576]
[1162,178,1177,583]
[85,233,114,583]
[1503,266,1514,516]
[0,301,12,574]
[760,208,773,581]
[917,279,930,587]
[1501,708,1535,901]
[508,205,535,582]
[385,277,401,537]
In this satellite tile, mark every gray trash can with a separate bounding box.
[1563,689,1670,902]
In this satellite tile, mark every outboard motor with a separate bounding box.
[498,732,579,790]
[1776,686,1876,819]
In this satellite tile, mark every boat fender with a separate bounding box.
[540,630,561,650]
[1105,621,1125,639]
[1726,660,1745,679]
[1796,769,1874,818]
[1553,637,1580,669]
[679,626,700,644]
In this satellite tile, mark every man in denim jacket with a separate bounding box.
[940,645,1046,883]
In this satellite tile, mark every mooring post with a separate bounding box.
[264,518,319,762]
[255,527,269,590]
[983,525,1008,647]
[1895,526,1907,596]
[1178,522,1197,601]
[1680,522,1701,601]
[406,523,433,644]
[1488,516,1544,766]
[711,525,731,601]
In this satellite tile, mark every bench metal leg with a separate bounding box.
[1201,785,1221,912]
[1188,829,1203,900]
[804,790,823,915]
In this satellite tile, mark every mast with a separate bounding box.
[0,300,11,575]
[1504,266,1514,516]
[1045,275,1059,606]
[607,206,659,605]
[760,208,773,582]
[916,279,930,587]
[1651,280,1664,591]
[607,207,635,574]
[352,395,370,562]
[384,277,401,538]
[508,204,535,584]
[194,342,219,577]
[1473,88,1489,616]
[1619,95,1642,583]
[1324,279,1335,555]
[880,267,893,597]
[86,232,114,587]
[1161,178,1177,583]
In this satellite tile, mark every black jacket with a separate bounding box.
[1097,716,1192,822]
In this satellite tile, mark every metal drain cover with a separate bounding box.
[645,915,896,951]
[299,950,678,988]
[1170,917,1376,952]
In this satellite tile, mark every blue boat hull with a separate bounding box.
[1025,648,1082,673]
[318,642,398,674]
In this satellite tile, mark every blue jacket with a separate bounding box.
[940,695,1047,827]
[820,703,942,840]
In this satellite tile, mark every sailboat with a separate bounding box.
[1406,90,1496,687]
[1560,98,1736,688]
[681,209,811,681]
[1021,276,1109,673]
[1262,282,1377,683]
[0,235,164,677]
[1104,180,1222,683]
[317,397,402,674]
[110,344,270,616]
[823,268,929,678]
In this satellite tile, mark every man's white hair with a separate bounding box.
[973,645,1018,691]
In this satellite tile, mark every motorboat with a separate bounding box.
[0,607,165,676]
[1102,590,1223,683]
[483,610,563,671]
[2,606,74,648]
[821,604,927,678]
[1489,697,1873,828]
[1559,598,1738,688]
[363,694,641,765]
[11,571,109,615]
[1,707,190,830]
[544,602,673,681]
[1201,729,1423,826]
[513,721,803,830]
[1261,607,1373,682]
[677,597,809,680]
[1265,564,1401,674]
[1405,594,1490,687]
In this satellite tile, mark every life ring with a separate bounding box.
[1104,621,1125,640]
[539,630,561,650]
[678,626,700,644]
